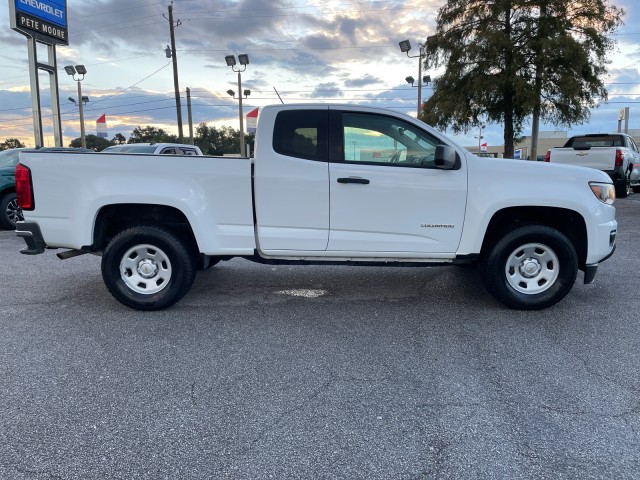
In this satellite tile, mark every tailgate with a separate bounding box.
[550,147,615,170]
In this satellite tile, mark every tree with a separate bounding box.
[110,133,127,145]
[128,126,178,144]
[194,123,254,155]
[423,0,624,158]
[0,138,26,151]
[69,134,111,151]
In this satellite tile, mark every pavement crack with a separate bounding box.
[190,381,197,406]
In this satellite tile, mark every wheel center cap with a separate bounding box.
[520,258,541,278]
[137,259,159,278]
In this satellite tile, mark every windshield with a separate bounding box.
[0,149,21,168]
[102,145,157,153]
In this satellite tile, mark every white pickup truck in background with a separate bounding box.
[15,104,617,311]
[101,143,203,155]
[545,133,638,197]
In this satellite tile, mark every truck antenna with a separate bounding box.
[273,87,284,104]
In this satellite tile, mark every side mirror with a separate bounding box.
[434,145,460,170]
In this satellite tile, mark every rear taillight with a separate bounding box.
[15,163,34,210]
[615,149,624,167]
[544,150,551,162]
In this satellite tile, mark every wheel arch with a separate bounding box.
[92,203,199,253]
[0,186,16,196]
[480,206,588,269]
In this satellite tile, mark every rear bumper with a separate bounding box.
[15,221,46,255]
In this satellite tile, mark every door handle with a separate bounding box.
[337,177,370,184]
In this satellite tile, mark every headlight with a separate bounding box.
[589,182,615,205]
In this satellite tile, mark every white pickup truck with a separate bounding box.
[545,133,638,198]
[15,104,617,311]
[101,142,203,156]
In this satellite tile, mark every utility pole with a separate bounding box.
[165,3,184,142]
[186,87,194,145]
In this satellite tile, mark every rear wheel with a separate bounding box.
[101,225,196,310]
[615,172,631,198]
[0,192,23,230]
[482,225,578,310]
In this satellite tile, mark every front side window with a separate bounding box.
[342,112,439,167]
[273,110,328,161]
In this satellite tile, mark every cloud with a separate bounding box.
[345,74,383,88]
[308,82,344,98]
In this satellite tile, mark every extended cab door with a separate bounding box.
[254,107,330,251]
[327,109,467,254]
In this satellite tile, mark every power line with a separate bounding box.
[88,62,173,108]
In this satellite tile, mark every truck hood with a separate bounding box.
[467,154,612,184]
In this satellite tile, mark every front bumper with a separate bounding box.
[583,227,617,284]
[15,221,46,255]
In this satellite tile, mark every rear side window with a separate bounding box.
[179,148,198,155]
[273,110,328,161]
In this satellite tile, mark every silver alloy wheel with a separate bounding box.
[7,197,23,225]
[505,242,559,295]
[119,244,172,294]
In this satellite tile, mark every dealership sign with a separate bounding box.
[9,0,68,45]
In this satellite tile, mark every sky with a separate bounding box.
[1,0,640,149]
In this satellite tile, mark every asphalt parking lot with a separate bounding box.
[1,196,639,479]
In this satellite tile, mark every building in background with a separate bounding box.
[466,129,640,160]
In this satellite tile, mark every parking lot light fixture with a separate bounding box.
[225,53,251,156]
[399,37,436,119]
[65,64,88,148]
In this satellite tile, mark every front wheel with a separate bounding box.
[101,226,197,310]
[482,225,578,310]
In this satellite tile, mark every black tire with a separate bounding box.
[0,192,23,230]
[101,225,197,310]
[615,172,630,198]
[481,225,578,310]
[633,186,640,194]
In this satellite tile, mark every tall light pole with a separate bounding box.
[64,65,88,148]
[399,36,436,119]
[225,54,250,157]
[477,123,487,153]
[404,74,431,119]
